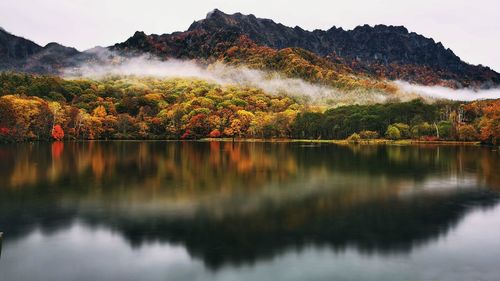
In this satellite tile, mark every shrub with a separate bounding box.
[180,129,193,140]
[359,130,379,139]
[347,133,361,143]
[422,136,440,141]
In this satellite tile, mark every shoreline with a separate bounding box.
[199,138,482,146]
[0,138,485,146]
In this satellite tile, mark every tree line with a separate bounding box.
[0,72,498,145]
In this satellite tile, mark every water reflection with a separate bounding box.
[0,142,499,271]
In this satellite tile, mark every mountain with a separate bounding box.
[1,10,500,88]
[113,9,500,88]
[0,28,95,73]
[0,27,43,68]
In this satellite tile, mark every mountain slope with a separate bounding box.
[188,10,499,87]
[0,27,43,68]
[114,9,500,87]
[0,28,93,73]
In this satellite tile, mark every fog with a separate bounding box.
[64,53,399,104]
[395,81,500,101]
[64,52,498,104]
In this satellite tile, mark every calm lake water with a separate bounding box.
[0,141,499,281]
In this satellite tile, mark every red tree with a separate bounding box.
[52,125,65,141]
[208,129,221,138]
[180,129,192,140]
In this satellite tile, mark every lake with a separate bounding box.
[0,141,499,281]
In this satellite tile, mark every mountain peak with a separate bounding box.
[206,8,226,18]
[44,42,64,48]
[133,31,147,37]
[189,9,250,32]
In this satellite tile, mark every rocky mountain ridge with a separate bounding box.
[1,9,499,88]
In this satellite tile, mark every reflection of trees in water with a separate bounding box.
[0,142,498,192]
[0,142,299,194]
[0,142,499,268]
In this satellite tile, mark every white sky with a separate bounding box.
[0,0,499,72]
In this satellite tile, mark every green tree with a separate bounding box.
[385,125,401,140]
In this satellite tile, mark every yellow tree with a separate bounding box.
[224,119,242,141]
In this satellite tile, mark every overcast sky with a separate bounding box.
[1,0,499,71]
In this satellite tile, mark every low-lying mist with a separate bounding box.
[65,51,500,104]
[395,81,500,101]
[64,54,391,104]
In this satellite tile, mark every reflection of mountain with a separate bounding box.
[0,142,499,269]
[100,191,499,269]
[1,187,498,269]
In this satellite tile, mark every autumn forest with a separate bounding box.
[0,72,498,145]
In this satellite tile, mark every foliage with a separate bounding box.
[457,125,478,141]
[0,72,498,143]
[410,122,435,139]
[0,73,302,141]
[385,125,402,140]
[391,123,411,139]
[437,121,453,140]
[291,99,441,140]
[51,125,65,141]
[347,133,361,143]
[359,130,379,139]
[221,36,397,93]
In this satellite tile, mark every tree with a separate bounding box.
[479,118,500,145]
[385,125,401,140]
[0,97,15,141]
[184,113,210,139]
[224,119,242,141]
[411,122,434,139]
[457,125,478,141]
[117,113,137,138]
[392,123,411,139]
[51,125,65,141]
[437,121,453,140]
[291,112,324,139]
[208,129,222,138]
[93,105,107,118]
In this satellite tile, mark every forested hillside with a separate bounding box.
[1,72,498,144]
